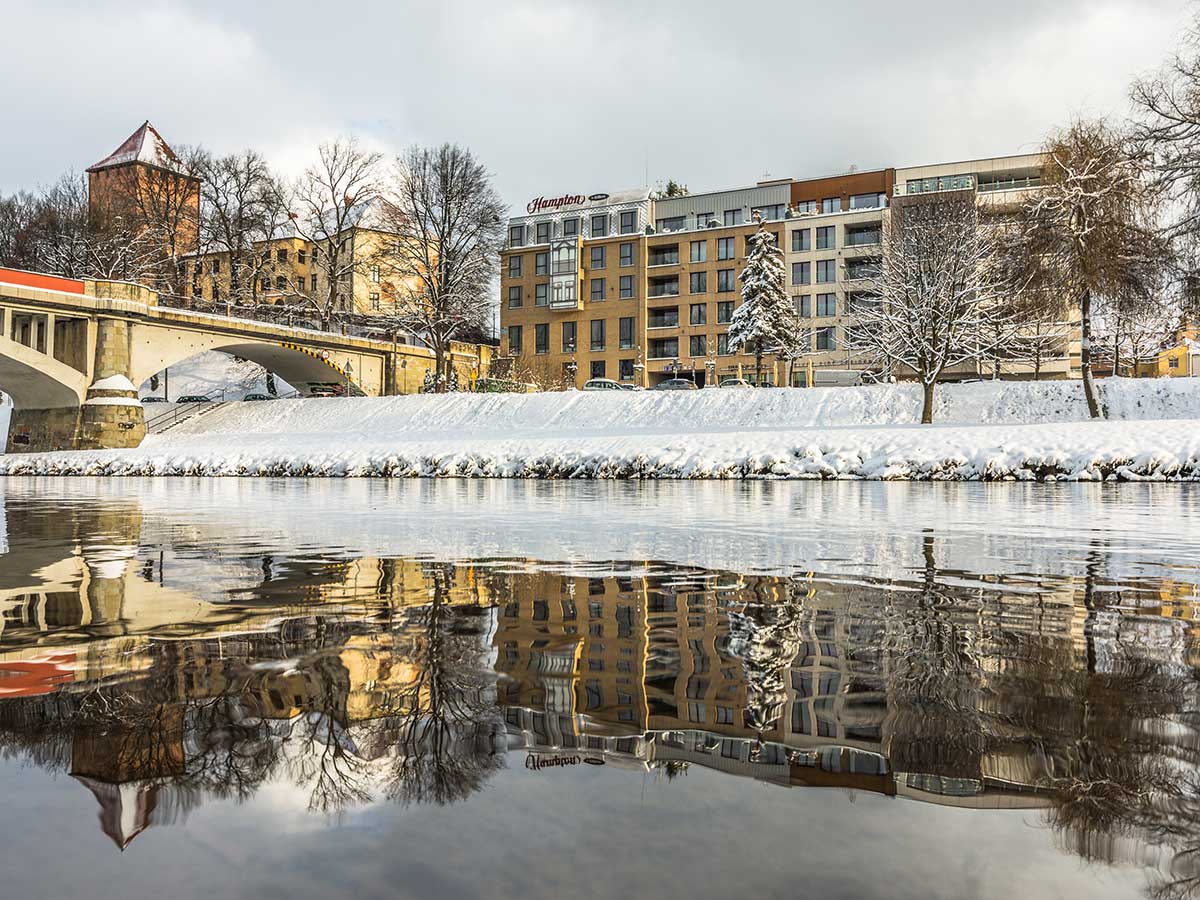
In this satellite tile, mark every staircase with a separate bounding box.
[145,391,228,435]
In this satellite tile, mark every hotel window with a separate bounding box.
[717,269,736,292]
[277,248,288,263]
[563,217,579,237]
[535,283,548,306]
[370,292,380,310]
[619,210,637,234]
[696,211,714,228]
[509,225,526,246]
[298,249,307,264]
[620,242,634,266]
[792,229,811,252]
[718,332,731,355]
[649,337,679,359]
[535,252,548,275]
[795,199,816,213]
[791,261,811,285]
[508,255,522,277]
[816,226,835,250]
[723,209,742,226]
[850,192,886,210]
[211,258,220,274]
[690,271,707,294]
[369,265,380,282]
[507,325,522,353]
[690,240,707,263]
[620,275,635,299]
[591,277,606,301]
[619,358,635,380]
[535,323,549,354]
[690,303,707,325]
[690,334,706,356]
[275,275,287,290]
[816,259,836,283]
[656,216,685,232]
[552,242,577,275]
[591,319,606,350]
[717,300,734,323]
[591,214,608,237]
[816,293,836,317]
[591,360,607,379]
[619,316,635,348]
[536,221,551,243]
[752,204,785,221]
[551,280,575,307]
[821,197,841,214]
[816,326,836,351]
[297,276,305,292]
[717,237,735,260]
[507,285,522,308]
[591,245,606,269]
[311,273,318,290]
[562,321,577,352]
[648,306,679,328]
[795,295,811,317]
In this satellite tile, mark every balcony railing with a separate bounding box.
[648,285,680,298]
[844,231,882,247]
[978,176,1042,193]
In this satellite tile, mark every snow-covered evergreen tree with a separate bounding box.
[727,226,792,384]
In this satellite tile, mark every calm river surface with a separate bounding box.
[1,477,1199,900]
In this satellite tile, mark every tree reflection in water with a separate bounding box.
[0,525,1198,899]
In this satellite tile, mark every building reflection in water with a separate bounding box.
[0,496,1199,896]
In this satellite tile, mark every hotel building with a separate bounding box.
[500,154,1078,388]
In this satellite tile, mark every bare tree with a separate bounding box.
[378,144,504,389]
[197,150,289,305]
[843,190,1022,423]
[292,137,383,329]
[1023,120,1168,418]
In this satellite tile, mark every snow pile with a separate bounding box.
[0,377,1197,481]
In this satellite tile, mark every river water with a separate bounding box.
[1,477,1199,900]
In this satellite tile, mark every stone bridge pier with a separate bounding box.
[6,316,145,454]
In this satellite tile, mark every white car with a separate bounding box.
[582,378,626,391]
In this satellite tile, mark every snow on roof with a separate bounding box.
[87,121,187,174]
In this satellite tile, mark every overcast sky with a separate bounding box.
[0,0,1192,211]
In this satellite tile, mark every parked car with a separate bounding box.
[307,385,342,397]
[242,393,274,401]
[654,378,699,391]
[719,378,753,388]
[140,396,168,403]
[176,395,211,404]
[582,378,625,391]
[619,383,639,391]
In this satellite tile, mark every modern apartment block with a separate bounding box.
[499,153,1078,388]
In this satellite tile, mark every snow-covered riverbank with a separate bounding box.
[2,379,1198,480]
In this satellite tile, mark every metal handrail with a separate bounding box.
[145,389,226,433]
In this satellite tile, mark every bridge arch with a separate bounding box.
[129,333,374,397]
[0,333,90,409]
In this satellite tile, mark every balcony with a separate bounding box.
[648,276,680,298]
[844,228,882,248]
[978,176,1041,193]
[648,246,680,267]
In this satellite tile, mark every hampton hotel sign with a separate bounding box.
[523,188,649,216]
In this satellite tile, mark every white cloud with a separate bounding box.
[0,0,1191,210]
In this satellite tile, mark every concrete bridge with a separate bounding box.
[0,268,468,453]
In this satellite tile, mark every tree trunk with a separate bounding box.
[921,380,936,424]
[1080,288,1102,419]
[754,347,763,386]
[434,346,446,393]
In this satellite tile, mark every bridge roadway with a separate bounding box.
[0,267,479,452]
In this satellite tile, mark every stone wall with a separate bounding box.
[5,407,82,453]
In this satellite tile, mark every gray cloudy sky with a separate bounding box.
[0,0,1192,211]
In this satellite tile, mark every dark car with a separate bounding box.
[176,395,211,404]
[140,396,168,403]
[242,393,274,401]
[654,378,699,391]
[307,385,342,398]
